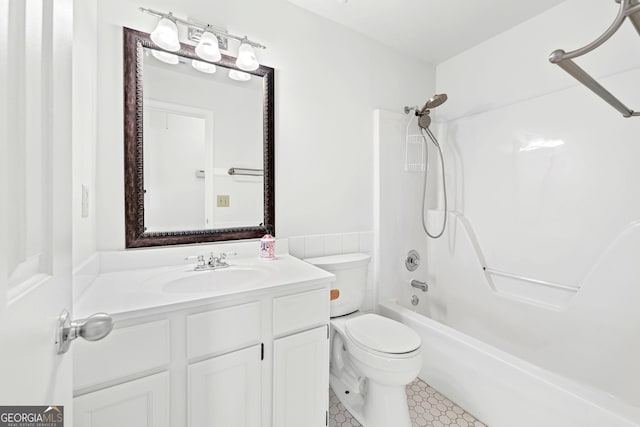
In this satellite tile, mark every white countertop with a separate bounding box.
[74,254,334,319]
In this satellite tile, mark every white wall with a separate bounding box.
[72,0,97,268]
[378,0,640,407]
[94,0,435,251]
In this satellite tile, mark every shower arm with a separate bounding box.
[549,0,640,117]
[404,105,420,115]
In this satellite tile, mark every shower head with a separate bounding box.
[419,93,448,115]
[416,93,448,130]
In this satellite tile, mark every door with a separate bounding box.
[273,326,330,427]
[74,372,170,427]
[143,101,213,232]
[0,0,74,414]
[188,345,262,427]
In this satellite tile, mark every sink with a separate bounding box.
[162,266,269,293]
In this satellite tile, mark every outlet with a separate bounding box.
[216,195,230,208]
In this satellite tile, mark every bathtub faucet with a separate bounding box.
[410,279,428,292]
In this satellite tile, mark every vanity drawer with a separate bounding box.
[73,319,170,392]
[273,288,329,337]
[187,301,261,360]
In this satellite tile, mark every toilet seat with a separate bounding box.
[345,314,421,355]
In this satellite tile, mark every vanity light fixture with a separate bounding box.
[150,14,180,52]
[236,39,259,71]
[195,28,222,62]
[228,69,251,82]
[140,7,266,69]
[151,49,179,64]
[192,59,216,74]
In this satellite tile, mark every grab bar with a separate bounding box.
[227,167,263,176]
[549,0,640,118]
[482,267,580,292]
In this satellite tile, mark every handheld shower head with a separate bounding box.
[418,113,431,130]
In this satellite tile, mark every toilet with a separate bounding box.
[305,253,422,427]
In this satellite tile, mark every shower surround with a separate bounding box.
[374,1,640,426]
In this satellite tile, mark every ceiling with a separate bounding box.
[286,0,567,64]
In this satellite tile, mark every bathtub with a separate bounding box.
[379,298,640,427]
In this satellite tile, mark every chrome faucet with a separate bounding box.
[185,252,237,271]
[410,279,428,292]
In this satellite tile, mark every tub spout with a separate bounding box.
[411,280,428,292]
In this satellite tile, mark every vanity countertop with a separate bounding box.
[74,254,334,319]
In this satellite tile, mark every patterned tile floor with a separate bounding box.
[329,378,488,427]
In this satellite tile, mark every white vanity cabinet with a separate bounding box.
[73,282,330,427]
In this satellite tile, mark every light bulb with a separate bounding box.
[151,49,179,65]
[195,31,222,62]
[192,59,216,74]
[229,69,251,82]
[150,16,180,52]
[236,41,259,71]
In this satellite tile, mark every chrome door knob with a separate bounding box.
[76,313,113,341]
[56,310,114,354]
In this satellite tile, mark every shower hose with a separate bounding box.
[420,127,447,239]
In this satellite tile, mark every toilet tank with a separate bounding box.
[304,253,371,317]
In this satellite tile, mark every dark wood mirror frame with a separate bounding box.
[123,27,275,248]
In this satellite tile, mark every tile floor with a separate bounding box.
[328,378,488,427]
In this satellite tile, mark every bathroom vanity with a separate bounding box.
[72,250,333,427]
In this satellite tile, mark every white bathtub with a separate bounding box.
[378,298,640,427]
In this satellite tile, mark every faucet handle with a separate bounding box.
[185,254,206,265]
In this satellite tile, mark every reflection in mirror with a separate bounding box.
[142,47,264,232]
[123,28,275,248]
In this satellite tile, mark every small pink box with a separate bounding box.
[260,234,276,260]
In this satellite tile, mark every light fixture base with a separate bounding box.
[188,26,228,50]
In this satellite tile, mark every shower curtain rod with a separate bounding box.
[549,0,640,118]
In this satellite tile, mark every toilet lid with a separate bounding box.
[345,314,421,354]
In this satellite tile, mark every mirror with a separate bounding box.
[123,28,275,248]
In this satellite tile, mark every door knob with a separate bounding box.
[56,310,114,354]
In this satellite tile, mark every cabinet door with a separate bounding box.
[273,326,329,427]
[189,345,262,427]
[74,372,170,427]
